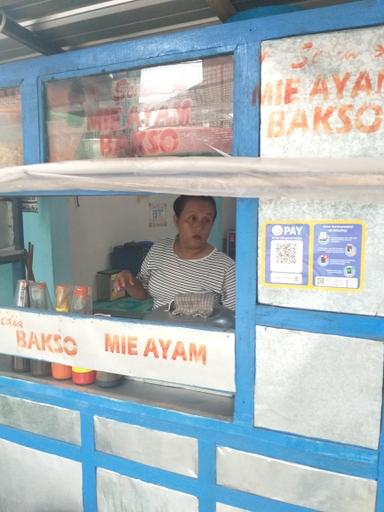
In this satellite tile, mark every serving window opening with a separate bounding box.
[0,192,236,418]
[74,194,237,324]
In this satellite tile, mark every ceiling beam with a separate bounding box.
[207,0,236,22]
[0,10,63,55]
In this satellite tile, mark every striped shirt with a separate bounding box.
[137,238,235,310]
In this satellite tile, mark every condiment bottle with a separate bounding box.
[72,366,96,385]
[51,284,72,380]
[29,281,49,310]
[28,282,52,378]
[71,285,96,385]
[12,279,30,373]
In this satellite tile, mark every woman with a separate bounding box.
[115,195,235,310]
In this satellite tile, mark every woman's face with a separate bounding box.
[175,198,215,250]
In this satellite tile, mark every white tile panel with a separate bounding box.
[0,439,83,511]
[254,326,383,448]
[97,468,198,512]
[217,447,376,512]
[0,393,81,444]
[95,416,198,477]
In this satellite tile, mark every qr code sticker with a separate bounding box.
[270,240,303,273]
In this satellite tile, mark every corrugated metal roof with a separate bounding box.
[0,0,357,64]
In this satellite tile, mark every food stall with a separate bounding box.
[0,1,384,511]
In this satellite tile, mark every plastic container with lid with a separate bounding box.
[72,367,96,385]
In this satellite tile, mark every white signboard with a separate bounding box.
[260,25,384,157]
[0,308,235,392]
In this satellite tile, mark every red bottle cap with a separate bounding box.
[73,285,88,297]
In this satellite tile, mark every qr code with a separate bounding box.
[274,242,297,265]
[270,240,303,273]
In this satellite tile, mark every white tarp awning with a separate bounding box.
[1,157,384,199]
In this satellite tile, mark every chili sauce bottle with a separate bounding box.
[71,285,96,385]
[51,284,72,380]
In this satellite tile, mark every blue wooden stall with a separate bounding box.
[0,1,384,511]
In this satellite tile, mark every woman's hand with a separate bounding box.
[114,270,135,291]
[114,270,149,300]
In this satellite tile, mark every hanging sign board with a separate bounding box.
[261,220,365,291]
[260,25,384,157]
[0,308,235,392]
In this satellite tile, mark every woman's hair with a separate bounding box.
[173,195,217,219]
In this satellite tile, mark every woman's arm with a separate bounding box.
[222,261,235,311]
[114,270,150,300]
